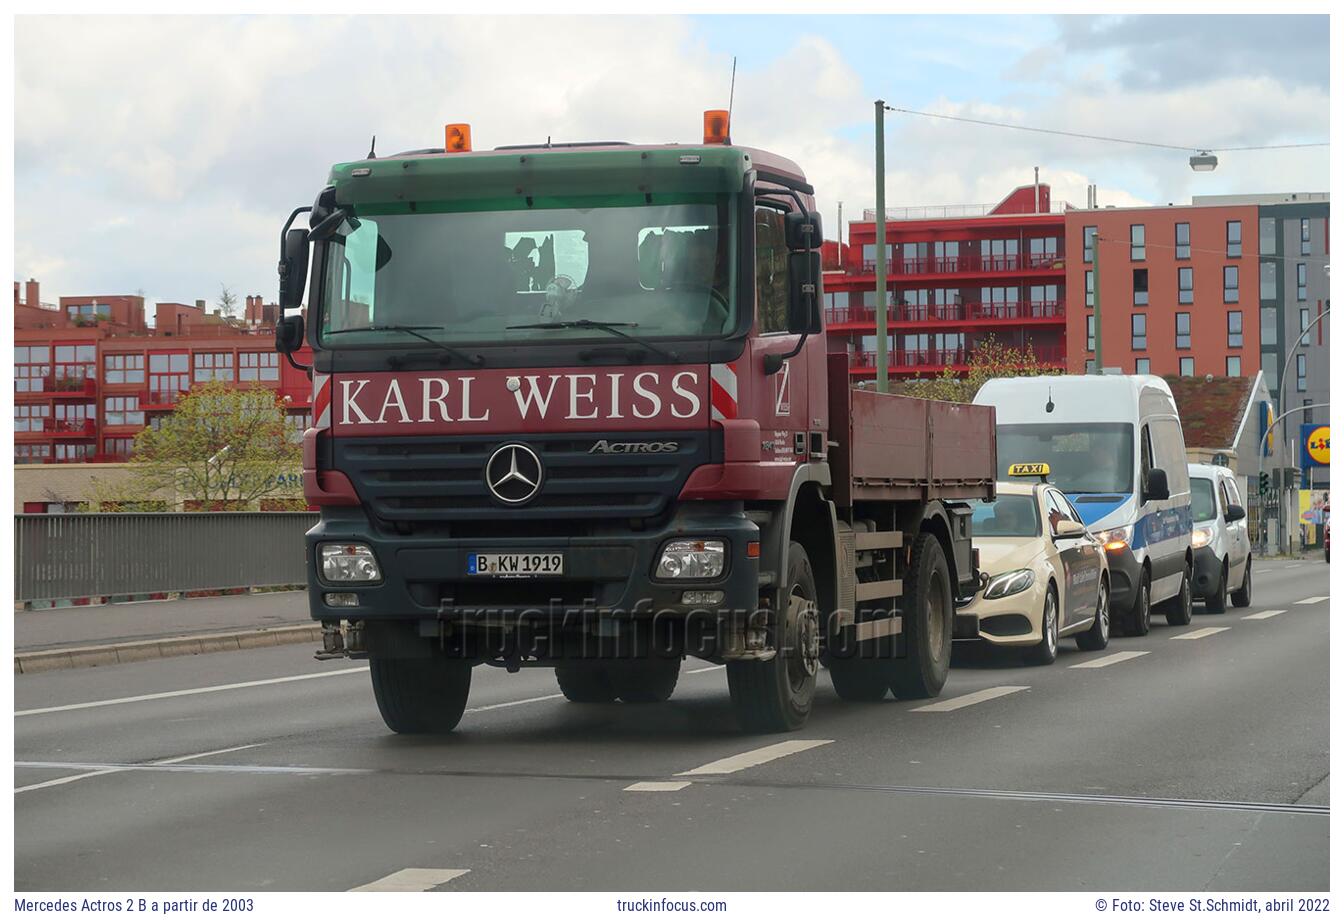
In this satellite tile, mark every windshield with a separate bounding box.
[996,423,1135,494]
[972,495,1041,538]
[1191,477,1217,522]
[318,196,735,347]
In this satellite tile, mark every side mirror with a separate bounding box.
[1225,503,1246,524]
[275,313,305,355]
[1053,518,1086,539]
[785,210,824,251]
[1144,468,1170,502]
[787,251,822,334]
[278,228,310,310]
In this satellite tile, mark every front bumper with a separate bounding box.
[1103,543,1143,613]
[305,503,761,623]
[960,581,1046,648]
[1193,545,1222,596]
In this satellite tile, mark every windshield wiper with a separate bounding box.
[505,319,679,362]
[325,324,483,365]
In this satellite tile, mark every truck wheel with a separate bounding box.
[370,657,473,734]
[1075,577,1110,652]
[827,656,891,701]
[1025,584,1059,666]
[555,666,617,703]
[889,533,953,699]
[610,659,680,703]
[726,541,819,733]
[1129,570,1152,636]
[1163,564,1193,627]
[1204,560,1228,614]
[1230,558,1252,608]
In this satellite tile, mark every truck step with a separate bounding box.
[854,531,903,550]
[855,579,904,602]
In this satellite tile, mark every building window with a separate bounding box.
[979,239,1018,271]
[239,352,280,382]
[1260,217,1276,255]
[55,443,94,462]
[1227,311,1243,348]
[1083,226,1096,263]
[1303,399,1314,425]
[1130,224,1145,260]
[1226,356,1241,377]
[54,344,96,386]
[1133,268,1148,306]
[285,412,313,443]
[1223,266,1238,303]
[1086,270,1094,307]
[1300,218,1311,256]
[14,345,51,393]
[860,243,892,271]
[1300,307,1311,345]
[104,353,145,385]
[1262,351,1278,383]
[16,444,52,464]
[1296,354,1307,391]
[1175,222,1190,259]
[1086,315,1095,352]
[55,402,94,424]
[15,404,50,432]
[1135,358,1150,374]
[1261,307,1278,346]
[1226,221,1242,257]
[1178,267,1193,304]
[1175,312,1191,349]
[105,396,145,427]
[1180,357,1195,376]
[1260,261,1277,301]
[149,353,190,398]
[1028,237,1058,267]
[1297,263,1307,301]
[193,352,235,383]
[1131,313,1147,350]
[104,437,135,459]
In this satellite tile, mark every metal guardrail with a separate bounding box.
[14,512,319,602]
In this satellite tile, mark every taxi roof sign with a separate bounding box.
[1008,462,1051,481]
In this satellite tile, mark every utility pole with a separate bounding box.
[1092,232,1103,375]
[874,100,889,393]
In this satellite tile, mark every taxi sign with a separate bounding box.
[1008,462,1050,480]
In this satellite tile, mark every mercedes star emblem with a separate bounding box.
[484,443,544,505]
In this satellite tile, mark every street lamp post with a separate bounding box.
[874,99,889,393]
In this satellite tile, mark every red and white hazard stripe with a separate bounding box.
[312,372,332,430]
[710,361,738,422]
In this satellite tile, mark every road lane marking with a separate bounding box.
[350,868,470,892]
[676,739,833,776]
[625,781,693,793]
[1069,651,1150,669]
[465,693,563,714]
[1170,627,1230,640]
[15,743,265,794]
[1243,609,1287,620]
[688,664,725,674]
[911,685,1028,712]
[1295,596,1329,605]
[16,667,370,717]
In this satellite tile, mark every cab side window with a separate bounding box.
[755,205,790,334]
[1045,490,1070,534]
[1140,425,1155,495]
[1217,480,1230,516]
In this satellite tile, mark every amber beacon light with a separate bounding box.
[444,123,473,153]
[703,110,730,145]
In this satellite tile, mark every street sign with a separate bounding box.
[1302,424,1330,468]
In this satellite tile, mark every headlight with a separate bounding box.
[1192,526,1215,549]
[983,568,1035,599]
[655,539,726,579]
[1097,524,1134,552]
[320,543,382,583]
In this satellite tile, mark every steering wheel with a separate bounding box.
[666,282,731,331]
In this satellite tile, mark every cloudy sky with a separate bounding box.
[13,13,1330,313]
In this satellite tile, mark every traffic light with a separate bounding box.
[1259,471,1271,494]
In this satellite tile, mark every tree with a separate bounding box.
[122,380,302,509]
[900,336,1059,404]
[217,284,239,318]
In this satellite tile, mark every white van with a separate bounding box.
[1188,462,1252,613]
[974,375,1193,634]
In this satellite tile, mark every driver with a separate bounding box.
[1072,439,1123,493]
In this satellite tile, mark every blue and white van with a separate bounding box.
[974,375,1193,634]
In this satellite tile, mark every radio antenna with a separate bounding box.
[366,135,377,159]
[727,56,737,128]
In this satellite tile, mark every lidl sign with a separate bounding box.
[1301,424,1330,468]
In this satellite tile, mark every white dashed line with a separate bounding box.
[1069,651,1150,669]
[350,868,470,892]
[676,739,834,777]
[625,781,693,793]
[1242,609,1287,620]
[464,693,564,713]
[1171,627,1231,640]
[688,664,726,674]
[15,743,265,794]
[911,685,1028,712]
[1295,596,1329,605]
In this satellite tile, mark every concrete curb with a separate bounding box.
[15,624,322,675]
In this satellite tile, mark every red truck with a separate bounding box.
[275,115,996,733]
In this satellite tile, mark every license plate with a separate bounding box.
[467,552,564,576]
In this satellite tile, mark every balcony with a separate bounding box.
[825,301,1064,328]
[44,418,97,437]
[140,389,184,410]
[857,253,1065,277]
[50,376,97,398]
[849,344,1066,375]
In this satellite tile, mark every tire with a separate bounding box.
[1076,576,1111,652]
[555,666,618,703]
[610,659,681,703]
[1204,560,1228,614]
[1025,584,1060,666]
[1129,569,1152,636]
[1230,557,1252,608]
[827,656,892,701]
[727,541,820,733]
[370,657,473,734]
[889,533,953,699]
[1163,563,1193,627]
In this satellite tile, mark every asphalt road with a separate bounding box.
[15,558,1329,892]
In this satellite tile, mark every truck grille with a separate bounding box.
[332,431,717,525]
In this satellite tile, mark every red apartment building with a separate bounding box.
[824,183,1068,381]
[13,281,312,466]
[1062,203,1261,377]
